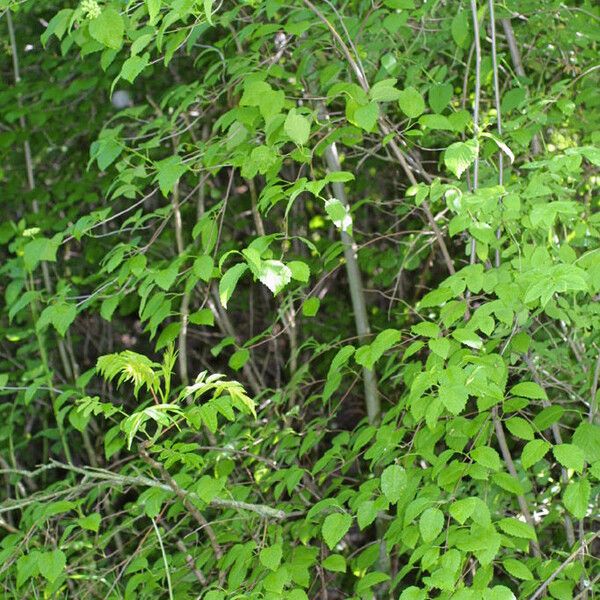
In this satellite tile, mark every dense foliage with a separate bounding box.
[1,0,599,598]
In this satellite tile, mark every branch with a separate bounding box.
[0,460,288,520]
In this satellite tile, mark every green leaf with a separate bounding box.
[325,198,352,234]
[119,53,149,84]
[193,255,214,282]
[419,114,454,130]
[322,554,346,573]
[428,337,451,359]
[428,83,453,113]
[322,513,352,550]
[419,507,444,543]
[204,0,214,25]
[189,308,214,326]
[380,464,407,504]
[41,9,73,46]
[229,348,249,371]
[471,446,501,471]
[492,472,524,495]
[89,7,124,49]
[155,322,181,351]
[259,543,282,571]
[357,501,378,530]
[521,439,551,469]
[16,551,41,588]
[219,263,248,308]
[370,78,402,102]
[284,109,311,146]
[553,444,585,473]
[563,478,590,519]
[510,381,547,400]
[505,417,535,441]
[399,587,426,600]
[355,329,401,370]
[497,518,537,540]
[23,236,60,271]
[302,297,320,317]
[38,549,66,583]
[77,513,101,532]
[146,0,161,24]
[155,156,188,197]
[288,260,310,283]
[257,260,292,295]
[352,101,379,131]
[451,10,469,47]
[356,572,390,594]
[37,302,76,337]
[572,422,600,463]
[444,140,479,178]
[398,87,425,118]
[502,558,533,581]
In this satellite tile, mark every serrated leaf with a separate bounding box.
[284,109,311,145]
[563,479,590,519]
[77,513,101,532]
[521,439,551,469]
[419,507,444,543]
[119,53,149,84]
[322,554,346,572]
[502,558,533,581]
[155,156,188,197]
[553,444,585,473]
[322,513,352,550]
[37,302,76,337]
[89,8,124,49]
[259,543,282,571]
[193,255,214,282]
[471,446,501,471]
[257,260,292,295]
[505,417,535,441]
[357,501,378,530]
[497,518,536,540]
[444,140,479,178]
[510,381,547,400]
[38,549,66,583]
[380,464,407,503]
[288,260,310,283]
[219,263,248,308]
[23,236,61,271]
